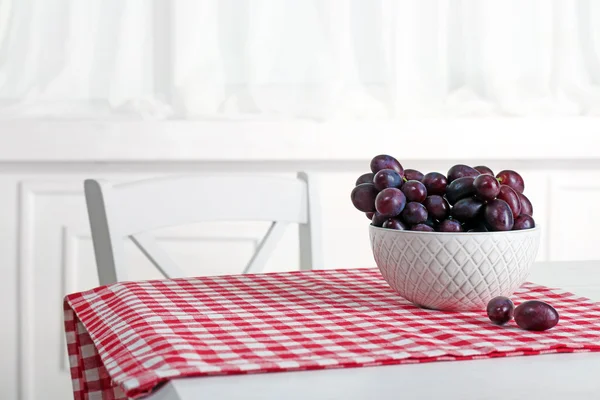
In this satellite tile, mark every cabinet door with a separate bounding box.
[548,172,600,261]
[18,179,299,400]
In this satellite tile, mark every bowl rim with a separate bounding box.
[369,224,541,236]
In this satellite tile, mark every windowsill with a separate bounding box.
[0,117,599,162]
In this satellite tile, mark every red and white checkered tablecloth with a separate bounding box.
[64,268,600,399]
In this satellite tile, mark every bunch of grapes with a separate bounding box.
[351,154,535,232]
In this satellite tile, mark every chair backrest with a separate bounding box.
[84,172,322,285]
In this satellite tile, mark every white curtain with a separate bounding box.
[1,0,600,120]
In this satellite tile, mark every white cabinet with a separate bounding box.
[549,172,600,261]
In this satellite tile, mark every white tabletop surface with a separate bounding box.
[148,261,600,400]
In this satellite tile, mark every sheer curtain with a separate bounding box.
[1,0,600,120]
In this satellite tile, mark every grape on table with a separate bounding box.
[514,301,559,331]
[486,296,514,325]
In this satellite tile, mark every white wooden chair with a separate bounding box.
[84,172,322,285]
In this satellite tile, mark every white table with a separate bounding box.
[148,261,600,400]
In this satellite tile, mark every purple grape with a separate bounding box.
[373,169,403,191]
[438,219,463,232]
[400,202,428,225]
[447,164,480,183]
[497,185,521,218]
[382,218,407,230]
[473,174,501,201]
[496,170,524,194]
[356,173,374,186]
[514,300,559,331]
[518,193,533,217]
[404,169,424,181]
[375,188,406,217]
[486,296,514,325]
[483,199,514,231]
[474,165,494,176]
[411,224,434,232]
[351,183,378,212]
[451,197,484,222]
[370,154,404,176]
[365,212,374,220]
[422,172,448,196]
[423,195,450,220]
[371,212,388,227]
[401,180,427,203]
[513,214,535,230]
[445,176,476,205]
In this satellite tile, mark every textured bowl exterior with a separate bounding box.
[370,226,540,311]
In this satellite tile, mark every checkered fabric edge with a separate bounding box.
[64,304,127,399]
[64,268,600,399]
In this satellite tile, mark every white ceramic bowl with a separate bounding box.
[370,225,541,311]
